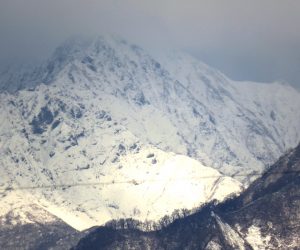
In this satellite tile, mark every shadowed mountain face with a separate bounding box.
[73,143,300,250]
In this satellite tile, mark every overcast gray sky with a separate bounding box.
[0,0,299,88]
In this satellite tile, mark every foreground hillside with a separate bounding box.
[73,143,300,250]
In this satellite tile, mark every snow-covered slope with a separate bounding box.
[158,51,300,176]
[0,35,299,232]
[0,81,242,230]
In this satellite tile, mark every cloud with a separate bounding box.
[0,0,299,87]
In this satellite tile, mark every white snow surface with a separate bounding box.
[0,35,300,230]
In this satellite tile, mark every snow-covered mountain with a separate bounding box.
[0,35,299,233]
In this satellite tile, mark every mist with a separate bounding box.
[0,0,299,88]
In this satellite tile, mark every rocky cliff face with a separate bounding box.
[73,143,300,249]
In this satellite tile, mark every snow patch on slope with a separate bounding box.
[245,225,271,250]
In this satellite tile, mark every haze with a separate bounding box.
[0,0,299,88]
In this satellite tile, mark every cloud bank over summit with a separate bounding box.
[0,0,300,88]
